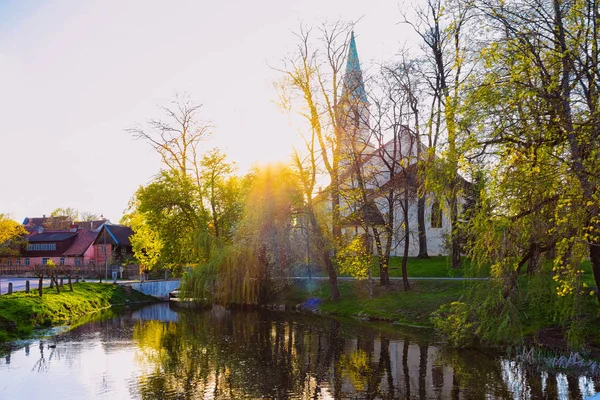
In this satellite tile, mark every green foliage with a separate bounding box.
[336,235,372,279]
[183,164,303,305]
[431,301,476,348]
[0,214,27,257]
[126,211,163,272]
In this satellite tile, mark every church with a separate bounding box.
[329,31,452,257]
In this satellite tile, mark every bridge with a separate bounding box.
[119,279,181,301]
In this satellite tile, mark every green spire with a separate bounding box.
[343,31,367,103]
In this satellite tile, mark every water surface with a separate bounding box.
[0,303,598,399]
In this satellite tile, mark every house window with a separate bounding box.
[26,243,57,251]
[101,246,106,255]
[75,258,81,267]
[16,258,21,266]
[25,258,30,267]
[431,201,443,228]
[60,258,66,265]
[121,247,127,254]
[42,258,49,265]
[7,258,12,267]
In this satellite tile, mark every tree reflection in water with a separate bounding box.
[2,303,598,399]
[125,306,600,399]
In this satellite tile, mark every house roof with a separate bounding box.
[62,229,98,256]
[74,219,107,231]
[342,201,386,227]
[23,216,108,231]
[94,225,133,246]
[27,231,77,242]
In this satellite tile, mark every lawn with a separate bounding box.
[0,283,156,342]
[305,280,465,327]
[386,256,465,278]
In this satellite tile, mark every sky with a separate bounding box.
[0,0,421,223]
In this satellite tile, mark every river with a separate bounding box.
[0,302,598,399]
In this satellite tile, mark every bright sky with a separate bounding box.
[0,0,420,223]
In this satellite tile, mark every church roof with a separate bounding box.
[343,31,368,104]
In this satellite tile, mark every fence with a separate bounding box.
[0,263,140,279]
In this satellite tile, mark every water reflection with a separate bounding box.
[0,303,598,399]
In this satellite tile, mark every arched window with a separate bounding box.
[431,201,443,228]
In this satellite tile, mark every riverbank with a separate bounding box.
[0,283,157,343]
[272,277,600,358]
[270,279,464,327]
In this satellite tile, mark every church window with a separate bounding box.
[431,201,442,228]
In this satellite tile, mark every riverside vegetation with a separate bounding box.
[0,283,157,343]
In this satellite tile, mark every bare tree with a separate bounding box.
[401,0,473,268]
[276,21,355,249]
[127,94,211,182]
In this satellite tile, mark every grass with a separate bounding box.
[0,283,157,343]
[281,279,464,327]
[386,256,465,278]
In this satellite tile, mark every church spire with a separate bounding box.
[343,31,367,104]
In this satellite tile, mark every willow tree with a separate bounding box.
[464,0,600,303]
[183,164,302,304]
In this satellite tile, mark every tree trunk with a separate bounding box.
[308,206,340,299]
[372,227,390,285]
[402,191,411,291]
[53,276,60,294]
[591,241,600,304]
[68,276,73,292]
[450,196,462,268]
[38,277,43,297]
[417,196,429,258]
[331,178,341,244]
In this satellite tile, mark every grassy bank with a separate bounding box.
[0,283,157,343]
[274,279,465,327]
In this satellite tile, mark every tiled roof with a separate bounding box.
[94,225,133,246]
[27,231,78,242]
[74,219,107,231]
[62,229,98,256]
[107,225,133,246]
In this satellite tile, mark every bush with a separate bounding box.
[431,301,477,348]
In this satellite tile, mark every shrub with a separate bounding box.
[431,301,477,348]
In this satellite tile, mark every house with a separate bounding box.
[1,217,109,268]
[92,224,135,265]
[319,32,456,257]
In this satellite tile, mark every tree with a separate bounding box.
[183,164,301,304]
[200,148,242,241]
[128,171,205,267]
[127,93,211,183]
[277,22,359,299]
[125,211,163,274]
[0,214,27,257]
[277,21,355,249]
[463,0,600,302]
[402,0,474,268]
[293,147,340,299]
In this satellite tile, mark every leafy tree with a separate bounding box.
[463,0,600,301]
[183,164,301,304]
[200,148,243,241]
[125,211,163,274]
[128,171,206,268]
[0,214,27,257]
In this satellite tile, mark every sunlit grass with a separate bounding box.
[0,283,156,342]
